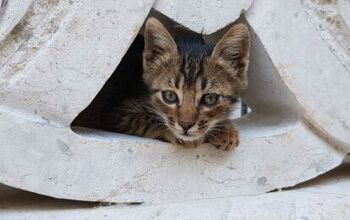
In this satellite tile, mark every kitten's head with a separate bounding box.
[143,18,250,142]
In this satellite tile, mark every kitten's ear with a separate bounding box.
[143,17,177,66]
[211,23,250,80]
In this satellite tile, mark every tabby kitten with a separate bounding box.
[112,18,250,151]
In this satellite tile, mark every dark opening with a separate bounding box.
[71,33,146,132]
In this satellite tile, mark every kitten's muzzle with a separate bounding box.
[178,121,195,133]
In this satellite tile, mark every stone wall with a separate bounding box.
[0,0,349,203]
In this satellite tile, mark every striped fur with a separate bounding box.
[111,18,250,150]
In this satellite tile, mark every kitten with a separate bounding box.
[73,17,250,150]
[107,17,250,151]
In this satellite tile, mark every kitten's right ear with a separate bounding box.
[211,23,250,81]
[143,18,177,68]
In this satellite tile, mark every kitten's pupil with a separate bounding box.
[202,93,219,106]
[162,91,178,104]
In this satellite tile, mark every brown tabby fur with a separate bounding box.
[111,18,250,150]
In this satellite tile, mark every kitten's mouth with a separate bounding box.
[166,123,205,142]
[175,132,202,142]
[183,131,192,136]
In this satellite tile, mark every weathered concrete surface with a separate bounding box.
[0,0,153,126]
[153,0,254,34]
[246,0,350,148]
[0,107,344,203]
[1,163,350,219]
[300,0,350,71]
[0,0,32,42]
[0,0,349,204]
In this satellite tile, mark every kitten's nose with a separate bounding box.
[178,121,195,132]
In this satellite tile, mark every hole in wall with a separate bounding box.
[71,9,299,141]
[71,32,146,133]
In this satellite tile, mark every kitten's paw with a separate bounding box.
[207,127,239,151]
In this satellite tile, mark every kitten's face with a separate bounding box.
[143,18,250,142]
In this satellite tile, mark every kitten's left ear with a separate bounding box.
[211,23,250,80]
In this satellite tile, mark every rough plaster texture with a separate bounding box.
[153,0,254,34]
[0,0,349,204]
[1,163,350,219]
[0,0,32,42]
[246,0,350,146]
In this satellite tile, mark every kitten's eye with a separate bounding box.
[162,91,178,104]
[201,93,219,106]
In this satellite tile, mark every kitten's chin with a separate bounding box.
[175,133,203,142]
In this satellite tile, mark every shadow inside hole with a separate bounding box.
[71,33,146,132]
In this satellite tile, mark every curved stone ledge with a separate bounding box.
[0,107,345,203]
[247,0,350,149]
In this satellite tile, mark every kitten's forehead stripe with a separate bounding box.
[174,75,181,89]
[181,56,205,88]
[201,77,207,90]
[195,57,205,79]
[175,35,213,89]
